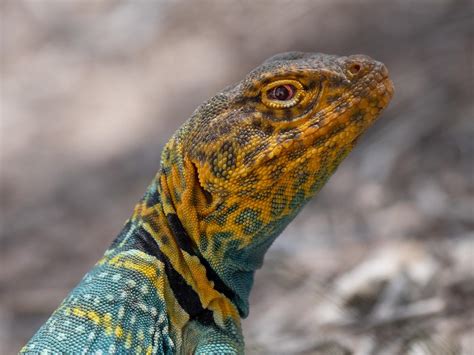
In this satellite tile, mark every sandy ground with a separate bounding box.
[1,1,473,353]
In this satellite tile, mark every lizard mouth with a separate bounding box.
[377,74,395,103]
[371,63,394,106]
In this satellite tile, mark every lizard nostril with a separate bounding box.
[348,63,362,75]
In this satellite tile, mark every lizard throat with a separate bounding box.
[129,169,246,324]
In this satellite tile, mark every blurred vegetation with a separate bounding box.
[1,0,472,353]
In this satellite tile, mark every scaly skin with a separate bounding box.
[22,52,393,354]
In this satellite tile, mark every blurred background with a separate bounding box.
[1,0,473,354]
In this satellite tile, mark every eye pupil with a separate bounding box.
[274,86,290,100]
[269,84,295,101]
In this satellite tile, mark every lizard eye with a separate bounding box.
[261,79,305,109]
[267,84,295,101]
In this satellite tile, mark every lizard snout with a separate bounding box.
[341,55,394,99]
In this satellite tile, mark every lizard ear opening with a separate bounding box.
[202,187,213,205]
[189,159,215,209]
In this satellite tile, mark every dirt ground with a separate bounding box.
[1,1,473,354]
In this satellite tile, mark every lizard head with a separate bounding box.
[159,52,393,315]
[182,51,393,209]
[185,52,393,198]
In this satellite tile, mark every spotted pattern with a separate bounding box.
[22,52,393,354]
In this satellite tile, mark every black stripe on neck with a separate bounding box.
[166,214,237,304]
[132,225,214,326]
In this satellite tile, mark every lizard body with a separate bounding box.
[22,52,393,354]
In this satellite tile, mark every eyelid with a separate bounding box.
[261,79,305,108]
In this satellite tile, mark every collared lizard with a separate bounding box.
[21,52,394,354]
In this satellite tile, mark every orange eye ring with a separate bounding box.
[262,80,305,109]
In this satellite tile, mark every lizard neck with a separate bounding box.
[130,136,312,320]
[128,162,244,328]
[127,146,262,321]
